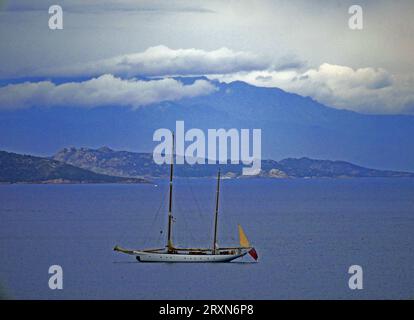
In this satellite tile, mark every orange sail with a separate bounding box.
[238,224,251,247]
[238,224,258,261]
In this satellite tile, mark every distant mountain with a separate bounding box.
[0,150,148,184]
[2,78,414,171]
[52,147,414,179]
[53,146,163,177]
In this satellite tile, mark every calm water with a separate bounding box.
[0,178,413,299]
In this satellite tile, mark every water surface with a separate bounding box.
[0,178,413,299]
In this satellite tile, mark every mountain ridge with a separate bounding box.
[51,146,414,179]
[1,78,414,171]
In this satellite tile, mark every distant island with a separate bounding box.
[1,147,413,184]
[0,150,148,184]
[53,147,414,179]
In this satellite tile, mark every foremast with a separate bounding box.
[167,132,175,253]
[212,169,221,254]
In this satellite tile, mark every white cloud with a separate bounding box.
[0,74,217,110]
[209,63,414,115]
[42,46,302,78]
[2,60,413,115]
[1,40,412,114]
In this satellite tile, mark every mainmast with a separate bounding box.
[212,169,221,254]
[167,132,174,253]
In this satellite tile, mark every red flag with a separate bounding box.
[248,248,258,261]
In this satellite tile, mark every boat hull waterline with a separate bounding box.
[135,250,249,263]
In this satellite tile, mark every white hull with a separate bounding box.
[134,250,248,263]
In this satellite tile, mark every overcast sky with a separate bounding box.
[1,0,413,114]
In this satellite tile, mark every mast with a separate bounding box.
[167,132,174,252]
[212,169,221,254]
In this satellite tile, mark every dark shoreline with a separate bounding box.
[2,176,414,185]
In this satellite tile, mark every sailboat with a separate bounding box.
[114,134,258,263]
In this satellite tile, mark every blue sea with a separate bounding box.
[0,178,413,299]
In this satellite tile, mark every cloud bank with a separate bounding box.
[209,63,414,115]
[1,45,412,115]
[44,45,303,78]
[0,75,216,110]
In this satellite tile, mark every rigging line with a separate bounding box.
[143,186,166,246]
[156,220,164,246]
[188,178,206,222]
[184,176,208,240]
[175,196,196,245]
[186,177,212,245]
[111,193,134,247]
